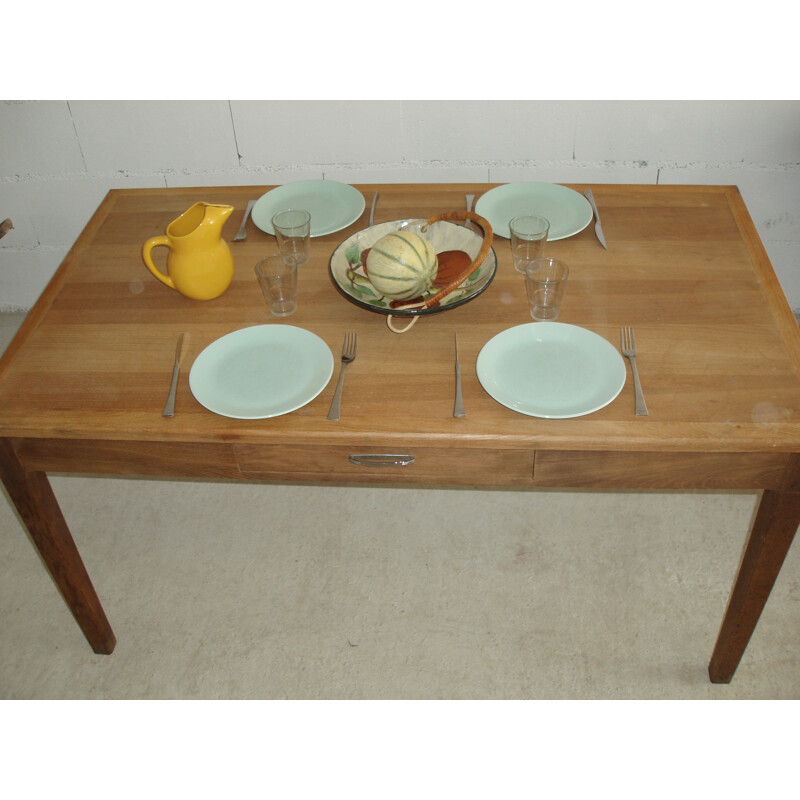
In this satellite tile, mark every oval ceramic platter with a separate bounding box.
[330,218,497,317]
[476,322,626,418]
[252,180,365,237]
[475,182,593,240]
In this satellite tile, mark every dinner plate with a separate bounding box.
[189,325,334,419]
[476,322,626,418]
[330,218,497,317]
[251,180,365,237]
[475,182,593,240]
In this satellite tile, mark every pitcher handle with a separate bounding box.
[142,236,176,290]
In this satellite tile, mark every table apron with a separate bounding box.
[533,450,790,490]
[11,438,791,491]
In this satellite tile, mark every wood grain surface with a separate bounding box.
[1,183,800,465]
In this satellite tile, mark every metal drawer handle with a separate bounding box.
[349,454,415,467]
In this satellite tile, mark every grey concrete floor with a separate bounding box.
[1,310,799,699]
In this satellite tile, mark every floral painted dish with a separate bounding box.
[329,218,497,317]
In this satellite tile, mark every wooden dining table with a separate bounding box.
[2,182,799,684]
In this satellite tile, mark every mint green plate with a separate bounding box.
[475,182,593,240]
[252,180,365,238]
[189,325,334,419]
[476,322,625,418]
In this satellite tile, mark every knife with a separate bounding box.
[233,199,256,242]
[464,194,474,229]
[162,333,185,417]
[453,332,466,418]
[583,189,607,249]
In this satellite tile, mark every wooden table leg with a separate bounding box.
[0,438,116,654]
[708,455,800,683]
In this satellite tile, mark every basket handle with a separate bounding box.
[420,211,493,308]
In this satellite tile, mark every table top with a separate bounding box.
[2,182,800,454]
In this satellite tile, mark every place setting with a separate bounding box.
[474,220,627,419]
[143,180,632,422]
[191,193,341,420]
[140,184,331,421]
[470,188,631,418]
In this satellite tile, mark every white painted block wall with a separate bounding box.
[1,100,799,311]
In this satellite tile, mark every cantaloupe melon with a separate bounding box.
[365,230,437,300]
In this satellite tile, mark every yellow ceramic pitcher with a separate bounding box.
[142,202,235,300]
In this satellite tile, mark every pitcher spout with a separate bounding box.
[204,203,235,225]
[166,202,234,239]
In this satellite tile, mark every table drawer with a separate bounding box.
[533,450,790,490]
[235,444,535,486]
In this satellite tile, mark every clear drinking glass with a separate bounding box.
[510,215,550,274]
[271,209,311,267]
[524,257,569,321]
[255,254,298,317]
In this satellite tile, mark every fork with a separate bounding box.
[620,326,648,416]
[327,332,357,420]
